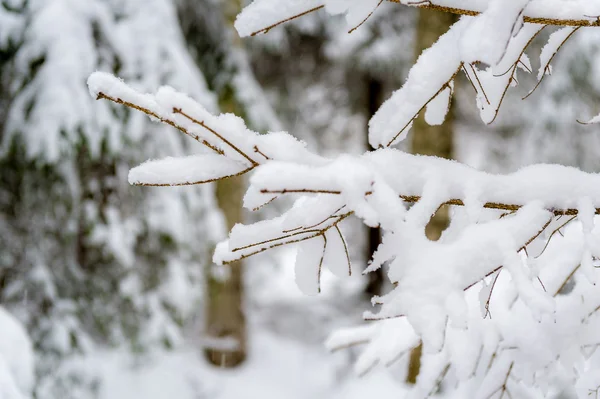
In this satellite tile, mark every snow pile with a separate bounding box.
[0,307,34,399]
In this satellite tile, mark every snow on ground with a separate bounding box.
[0,307,34,399]
[55,246,408,399]
[93,328,407,399]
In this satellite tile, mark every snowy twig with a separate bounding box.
[384,66,462,147]
[391,0,600,28]
[249,5,324,36]
[96,92,225,155]
[348,0,384,34]
[523,26,581,100]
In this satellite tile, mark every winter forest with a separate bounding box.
[3,0,600,398]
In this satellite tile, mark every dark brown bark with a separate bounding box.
[365,78,385,297]
[203,0,247,368]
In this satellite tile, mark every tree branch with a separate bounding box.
[96,92,225,155]
[390,0,600,28]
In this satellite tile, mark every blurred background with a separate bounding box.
[0,0,599,398]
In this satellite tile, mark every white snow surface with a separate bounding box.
[128,154,249,186]
[0,307,34,399]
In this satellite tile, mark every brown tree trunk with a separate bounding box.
[406,8,457,385]
[204,0,247,368]
[365,78,385,297]
[204,176,247,367]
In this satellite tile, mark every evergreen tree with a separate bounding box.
[0,0,218,396]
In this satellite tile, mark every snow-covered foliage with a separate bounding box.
[90,0,600,397]
[0,0,219,397]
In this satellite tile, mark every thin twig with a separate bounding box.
[523,27,581,100]
[348,0,384,34]
[554,264,580,296]
[173,107,259,166]
[96,93,223,155]
[470,63,491,105]
[334,224,352,276]
[385,66,463,147]
[250,5,325,36]
[534,215,577,259]
[223,213,352,264]
[130,167,254,187]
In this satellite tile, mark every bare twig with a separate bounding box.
[554,264,580,296]
[223,212,352,264]
[334,224,352,276]
[348,0,384,34]
[523,27,581,100]
[250,5,325,36]
[96,92,224,155]
[534,215,577,259]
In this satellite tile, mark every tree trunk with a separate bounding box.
[406,8,457,384]
[203,0,247,368]
[204,176,247,367]
[365,78,385,297]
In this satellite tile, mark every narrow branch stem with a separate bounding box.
[96,93,224,154]
[173,108,259,167]
[250,5,325,36]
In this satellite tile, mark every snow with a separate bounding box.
[79,330,408,399]
[368,18,466,148]
[459,0,531,66]
[537,27,579,81]
[0,307,34,399]
[128,154,249,186]
[92,62,600,396]
[295,237,326,295]
[235,0,323,37]
[79,0,600,397]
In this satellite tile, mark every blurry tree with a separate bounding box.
[177,0,280,367]
[0,0,217,396]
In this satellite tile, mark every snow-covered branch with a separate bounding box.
[235,0,600,39]
[392,0,600,28]
[87,1,600,392]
